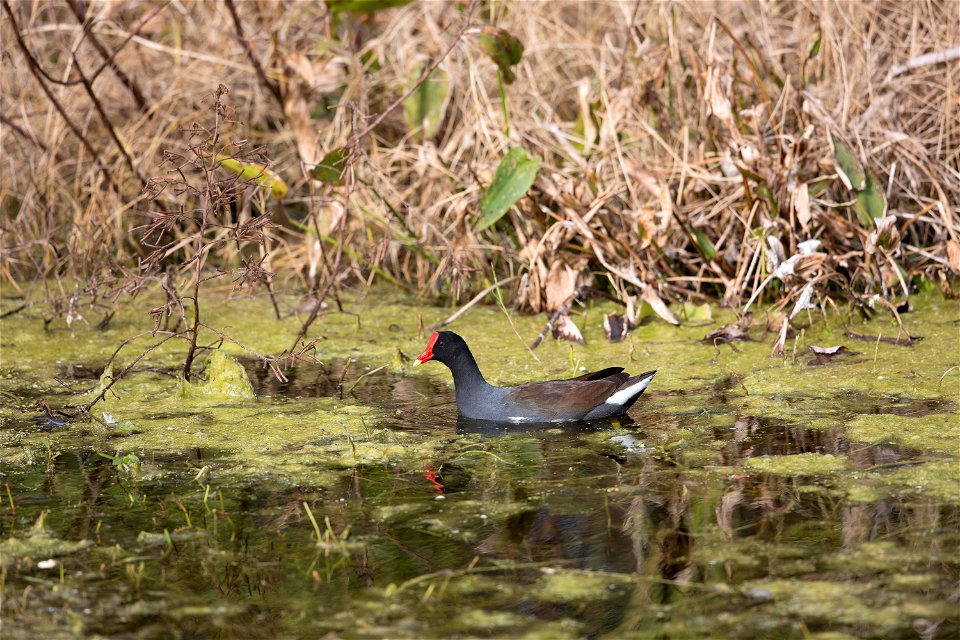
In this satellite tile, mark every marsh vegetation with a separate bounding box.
[1,1,958,638]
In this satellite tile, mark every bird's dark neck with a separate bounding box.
[446,346,488,394]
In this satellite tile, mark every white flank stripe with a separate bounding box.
[604,376,653,406]
[508,416,526,423]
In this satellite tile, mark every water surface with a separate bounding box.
[1,290,957,638]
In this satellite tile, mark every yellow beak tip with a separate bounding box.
[411,359,422,368]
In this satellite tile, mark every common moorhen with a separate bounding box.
[413,331,656,422]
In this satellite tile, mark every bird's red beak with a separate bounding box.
[412,331,439,367]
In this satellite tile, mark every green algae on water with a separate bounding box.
[846,413,960,454]
[0,288,958,640]
[178,351,255,400]
[745,580,900,629]
[0,512,93,567]
[746,453,848,476]
[533,569,635,604]
[872,459,960,502]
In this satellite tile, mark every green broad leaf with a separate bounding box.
[757,183,779,217]
[809,31,823,58]
[912,275,935,293]
[571,100,601,154]
[832,135,865,191]
[853,170,887,226]
[737,166,765,183]
[360,50,382,73]
[693,229,717,260]
[310,148,349,185]
[807,178,832,197]
[403,64,449,140]
[113,453,140,468]
[475,147,540,231]
[216,154,288,198]
[327,0,413,13]
[472,27,524,84]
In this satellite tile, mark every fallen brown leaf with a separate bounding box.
[544,260,577,312]
[703,314,754,344]
[947,240,960,274]
[604,313,630,342]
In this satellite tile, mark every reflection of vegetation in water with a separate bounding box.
[0,291,957,638]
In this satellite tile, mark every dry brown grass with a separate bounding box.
[2,0,958,328]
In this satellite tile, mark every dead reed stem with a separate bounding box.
[0,0,956,332]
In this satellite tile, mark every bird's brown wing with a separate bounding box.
[506,373,630,419]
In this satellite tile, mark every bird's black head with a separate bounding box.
[413,331,469,367]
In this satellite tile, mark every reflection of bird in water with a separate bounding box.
[456,414,631,437]
[474,504,637,574]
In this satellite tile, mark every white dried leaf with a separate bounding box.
[774,254,801,279]
[282,58,320,165]
[624,295,638,328]
[641,287,679,326]
[790,283,817,319]
[552,313,584,344]
[766,235,786,272]
[809,345,845,355]
[706,67,733,123]
[720,151,739,178]
[307,238,322,282]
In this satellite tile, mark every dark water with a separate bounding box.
[1,359,958,639]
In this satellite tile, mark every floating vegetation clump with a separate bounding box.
[179,352,256,401]
[0,2,958,639]
[746,452,849,477]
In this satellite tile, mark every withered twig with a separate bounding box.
[66,0,151,111]
[0,303,27,319]
[81,331,186,413]
[2,0,117,192]
[616,0,643,88]
[0,114,49,153]
[429,275,520,331]
[223,0,284,106]
[530,286,589,350]
[288,180,352,350]
[70,49,147,187]
[180,87,229,381]
[844,330,919,347]
[350,0,477,145]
